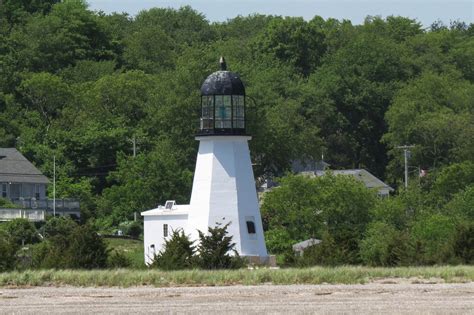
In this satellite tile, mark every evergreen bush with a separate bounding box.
[196,223,244,270]
[150,229,195,270]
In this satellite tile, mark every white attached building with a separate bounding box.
[142,58,269,265]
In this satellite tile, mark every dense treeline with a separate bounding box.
[0,1,472,240]
[261,172,473,266]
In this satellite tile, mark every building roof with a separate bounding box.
[0,148,49,184]
[201,70,245,96]
[141,204,190,217]
[314,169,394,192]
[292,238,322,252]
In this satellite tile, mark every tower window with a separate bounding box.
[163,224,168,237]
[246,221,256,234]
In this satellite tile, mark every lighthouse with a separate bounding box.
[142,58,268,264]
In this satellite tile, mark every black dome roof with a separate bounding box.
[200,58,245,96]
[200,70,245,96]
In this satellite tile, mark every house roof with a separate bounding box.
[314,169,394,191]
[141,204,190,216]
[0,148,49,184]
[292,238,322,252]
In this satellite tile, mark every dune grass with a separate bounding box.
[104,237,145,269]
[0,265,472,287]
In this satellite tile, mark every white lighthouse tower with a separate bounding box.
[187,58,268,259]
[142,58,268,264]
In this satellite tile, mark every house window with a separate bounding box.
[246,221,256,234]
[1,183,6,198]
[163,224,168,237]
[35,184,40,199]
[10,183,20,199]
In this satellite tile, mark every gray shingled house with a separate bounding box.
[0,148,80,221]
[0,148,49,200]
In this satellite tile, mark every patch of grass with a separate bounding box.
[104,237,145,269]
[0,266,472,287]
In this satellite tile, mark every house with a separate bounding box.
[260,159,393,197]
[0,148,80,221]
[0,148,49,201]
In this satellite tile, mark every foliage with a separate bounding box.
[196,223,244,270]
[432,162,474,202]
[0,3,472,268]
[3,218,39,246]
[410,214,458,265]
[0,230,16,272]
[41,216,78,238]
[107,250,131,268]
[262,174,376,263]
[65,224,109,269]
[359,222,410,266]
[0,197,19,208]
[150,229,195,270]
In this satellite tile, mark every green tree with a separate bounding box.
[0,230,17,271]
[411,214,458,264]
[65,224,109,269]
[255,16,326,75]
[4,218,38,246]
[262,174,377,263]
[151,229,195,270]
[42,216,78,238]
[98,140,193,225]
[196,223,243,269]
[360,222,410,266]
[384,72,474,178]
[17,72,72,126]
[9,1,113,72]
[432,162,474,202]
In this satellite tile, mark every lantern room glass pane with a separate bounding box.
[215,95,231,128]
[232,95,245,129]
[201,96,213,118]
[201,96,213,129]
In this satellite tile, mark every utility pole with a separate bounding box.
[53,155,56,217]
[396,145,415,189]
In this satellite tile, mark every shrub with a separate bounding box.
[453,222,474,264]
[29,241,56,268]
[41,216,78,238]
[0,230,16,271]
[4,218,39,246]
[296,231,346,266]
[107,251,131,268]
[196,223,244,269]
[150,229,195,270]
[118,220,143,238]
[359,222,410,266]
[0,198,19,208]
[265,228,294,254]
[411,214,458,264]
[65,224,109,269]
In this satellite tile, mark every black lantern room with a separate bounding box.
[198,57,246,136]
